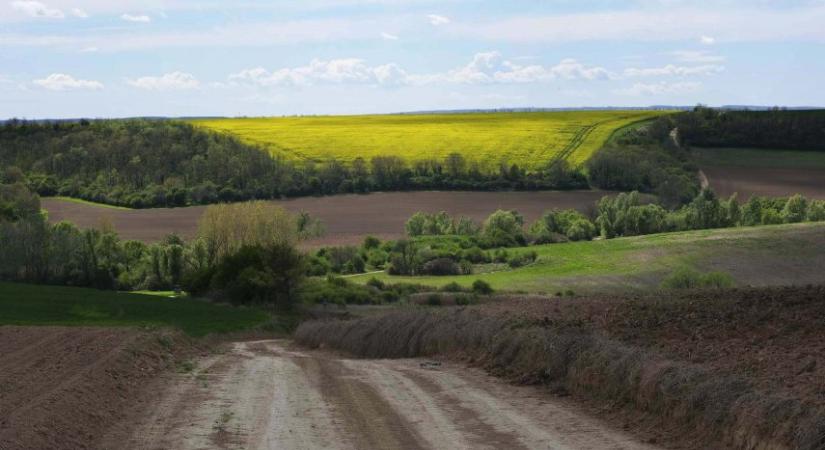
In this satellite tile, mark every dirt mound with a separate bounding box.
[0,326,194,450]
[41,190,610,245]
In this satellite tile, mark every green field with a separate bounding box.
[694,147,825,169]
[190,111,667,170]
[46,196,133,210]
[0,282,269,336]
[350,222,825,293]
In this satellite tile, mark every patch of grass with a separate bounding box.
[46,196,133,210]
[190,111,668,169]
[0,282,269,336]
[694,147,825,169]
[349,222,825,293]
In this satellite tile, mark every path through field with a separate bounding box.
[117,340,658,450]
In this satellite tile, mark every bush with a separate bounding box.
[661,267,734,290]
[208,243,306,309]
[761,209,783,225]
[565,219,596,241]
[471,279,494,295]
[441,282,464,293]
[781,194,808,223]
[421,258,461,276]
[508,251,538,268]
[366,277,385,290]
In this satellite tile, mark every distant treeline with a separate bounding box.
[0,119,586,208]
[673,107,825,150]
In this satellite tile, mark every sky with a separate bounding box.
[1,0,824,118]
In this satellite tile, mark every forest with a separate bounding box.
[674,107,825,150]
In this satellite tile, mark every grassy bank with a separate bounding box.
[296,287,825,449]
[350,222,825,293]
[0,282,269,336]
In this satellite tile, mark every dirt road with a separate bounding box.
[115,340,658,450]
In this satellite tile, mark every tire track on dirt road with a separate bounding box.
[118,340,660,450]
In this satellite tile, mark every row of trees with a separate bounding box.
[674,107,825,150]
[1,119,587,209]
[337,189,825,278]
[0,182,311,309]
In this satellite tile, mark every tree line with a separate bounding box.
[308,189,825,280]
[0,119,586,208]
[673,106,825,150]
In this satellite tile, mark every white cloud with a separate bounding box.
[33,73,103,91]
[11,1,64,18]
[427,14,450,26]
[380,32,398,40]
[230,52,613,88]
[614,81,702,96]
[700,35,715,45]
[127,72,199,90]
[670,50,726,63]
[230,59,409,87]
[624,64,724,77]
[432,52,613,84]
[121,13,151,23]
[70,7,88,18]
[80,46,98,52]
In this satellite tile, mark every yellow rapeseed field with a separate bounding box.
[189,110,667,170]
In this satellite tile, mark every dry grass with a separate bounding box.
[296,288,825,449]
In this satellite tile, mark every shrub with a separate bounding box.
[366,277,385,290]
[471,279,494,295]
[421,258,461,276]
[761,209,783,225]
[208,243,306,309]
[460,246,488,264]
[808,200,825,221]
[565,218,596,241]
[781,194,808,223]
[441,282,464,293]
[700,271,734,289]
[508,251,538,268]
[363,235,381,249]
[661,267,734,290]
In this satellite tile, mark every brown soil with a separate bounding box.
[296,286,825,449]
[477,286,825,403]
[41,190,611,246]
[0,326,194,450]
[116,339,657,450]
[701,166,825,199]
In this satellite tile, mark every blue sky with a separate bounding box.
[1,0,824,118]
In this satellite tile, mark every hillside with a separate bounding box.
[351,222,825,293]
[189,111,666,170]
